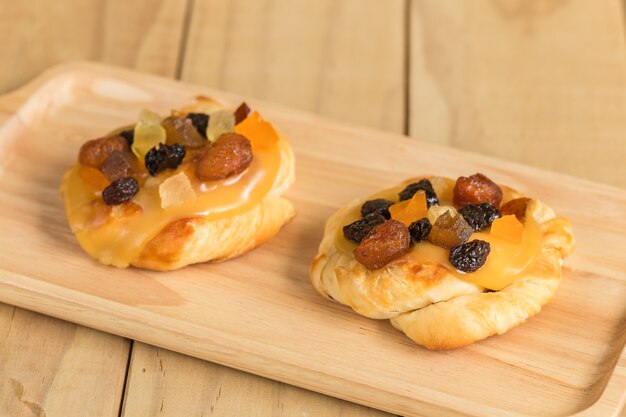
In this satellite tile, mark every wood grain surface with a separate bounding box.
[0,63,624,417]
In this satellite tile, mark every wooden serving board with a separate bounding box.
[0,62,624,417]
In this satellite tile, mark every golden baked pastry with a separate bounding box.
[61,98,295,270]
[310,174,574,349]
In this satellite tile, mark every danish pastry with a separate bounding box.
[310,174,575,349]
[61,98,295,270]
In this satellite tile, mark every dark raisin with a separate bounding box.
[119,129,134,146]
[459,203,501,231]
[343,213,386,243]
[186,113,209,138]
[234,102,251,124]
[399,179,439,207]
[144,143,186,176]
[360,199,394,219]
[408,217,432,242]
[102,177,139,205]
[449,240,491,273]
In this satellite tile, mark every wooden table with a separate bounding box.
[1,1,625,416]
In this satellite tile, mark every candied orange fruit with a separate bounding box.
[490,214,524,243]
[78,165,110,190]
[388,191,428,226]
[234,111,279,150]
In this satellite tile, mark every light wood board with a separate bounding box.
[0,62,624,417]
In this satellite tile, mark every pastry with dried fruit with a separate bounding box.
[61,98,295,270]
[310,174,575,349]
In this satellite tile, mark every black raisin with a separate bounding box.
[119,129,134,146]
[449,240,491,273]
[186,113,209,138]
[360,198,394,219]
[144,143,186,176]
[399,179,439,207]
[408,217,432,242]
[102,177,139,205]
[459,203,501,231]
[234,102,251,124]
[343,213,386,243]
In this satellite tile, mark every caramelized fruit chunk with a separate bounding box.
[195,133,253,181]
[234,102,251,124]
[389,191,428,226]
[132,109,166,159]
[159,172,197,208]
[490,215,524,243]
[145,144,186,176]
[163,116,206,148]
[449,240,491,273]
[501,197,531,222]
[78,136,129,168]
[185,113,209,138]
[78,165,110,190]
[206,110,235,142]
[102,177,139,206]
[343,213,386,243]
[453,173,503,208]
[101,150,140,182]
[361,199,394,219]
[354,220,411,270]
[399,179,439,207]
[459,203,501,231]
[408,218,432,242]
[428,210,473,249]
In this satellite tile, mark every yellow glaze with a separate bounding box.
[63,113,283,268]
[334,180,542,291]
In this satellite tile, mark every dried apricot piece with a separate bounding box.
[195,133,253,181]
[490,215,524,243]
[354,220,411,270]
[428,210,473,249]
[78,165,110,190]
[389,191,428,226]
[501,198,531,222]
[78,135,129,168]
[453,173,503,208]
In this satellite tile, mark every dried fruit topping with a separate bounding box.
[501,197,531,222]
[195,133,253,181]
[119,129,134,146]
[102,177,139,206]
[449,240,491,273]
[459,203,501,231]
[144,143,186,176]
[159,172,197,209]
[389,191,429,226]
[343,213,386,243]
[408,218,432,242]
[428,210,473,249]
[163,116,206,147]
[234,102,251,124]
[398,179,439,207]
[354,220,411,270]
[101,150,140,182]
[185,113,209,138]
[78,165,110,190]
[490,215,524,243]
[234,111,279,150]
[132,109,166,159]
[427,205,458,224]
[453,173,503,208]
[206,110,235,142]
[361,199,394,219]
[78,135,129,168]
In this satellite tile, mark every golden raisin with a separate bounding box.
[354,220,411,270]
[501,197,531,222]
[453,173,503,208]
[78,135,129,168]
[195,133,253,181]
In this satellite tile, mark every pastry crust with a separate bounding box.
[63,101,295,271]
[310,177,575,349]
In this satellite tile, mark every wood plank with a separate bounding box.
[0,2,187,416]
[0,303,130,417]
[181,0,406,133]
[0,0,188,94]
[409,0,626,188]
[121,344,394,417]
[0,62,624,417]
